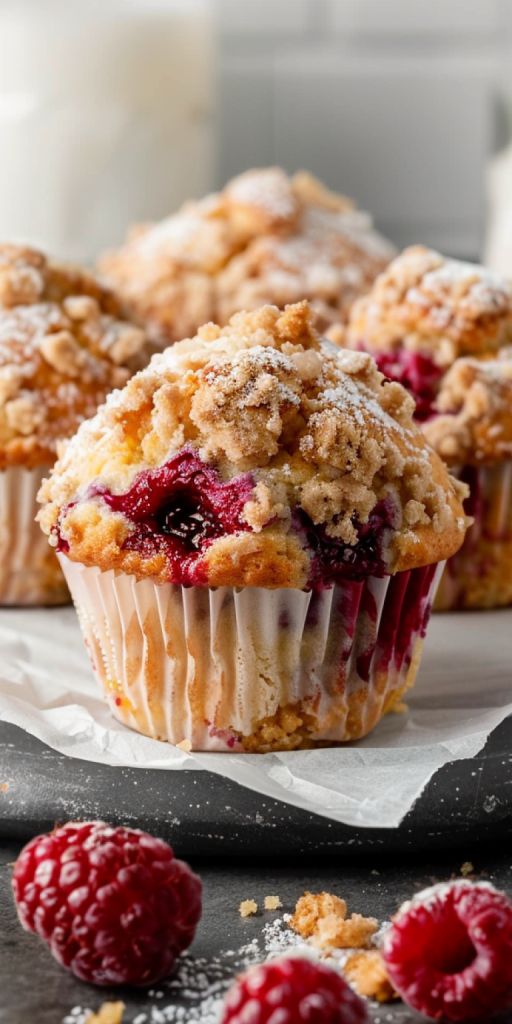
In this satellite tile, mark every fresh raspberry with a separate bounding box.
[12,821,202,987]
[221,956,369,1024]
[382,879,512,1021]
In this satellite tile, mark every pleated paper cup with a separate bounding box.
[0,466,68,606]
[435,461,512,610]
[60,555,442,752]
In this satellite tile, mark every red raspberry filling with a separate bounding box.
[12,821,202,987]
[221,956,369,1024]
[382,880,512,1022]
[57,450,404,589]
[371,348,443,420]
[297,499,396,587]
[89,448,254,586]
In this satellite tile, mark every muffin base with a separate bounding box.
[435,462,512,610]
[60,557,442,752]
[0,467,68,606]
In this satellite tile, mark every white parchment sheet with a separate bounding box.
[0,606,510,828]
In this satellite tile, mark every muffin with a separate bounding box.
[0,244,150,605]
[38,302,467,752]
[341,245,512,609]
[342,245,512,416]
[98,167,395,349]
[423,352,512,609]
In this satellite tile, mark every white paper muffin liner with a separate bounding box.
[435,461,512,610]
[0,467,68,606]
[60,556,443,752]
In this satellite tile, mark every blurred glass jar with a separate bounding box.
[0,0,214,261]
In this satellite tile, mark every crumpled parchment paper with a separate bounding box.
[0,606,510,828]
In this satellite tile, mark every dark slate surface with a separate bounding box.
[1,840,511,1024]
[0,721,511,1022]
[0,719,511,857]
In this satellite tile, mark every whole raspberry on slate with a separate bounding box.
[12,821,202,986]
[221,955,369,1024]
[382,879,512,1021]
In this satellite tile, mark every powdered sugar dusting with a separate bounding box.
[392,879,496,923]
[408,256,512,315]
[62,912,399,1024]
[62,916,305,1024]
[226,168,298,222]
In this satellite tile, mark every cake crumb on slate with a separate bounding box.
[264,895,282,911]
[343,951,397,1003]
[460,861,475,877]
[85,1003,125,1024]
[239,899,258,918]
[290,891,378,949]
[290,891,347,937]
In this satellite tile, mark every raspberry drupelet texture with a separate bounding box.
[0,244,150,469]
[220,956,369,1024]
[38,301,468,590]
[12,821,202,987]
[98,167,395,348]
[382,879,512,1022]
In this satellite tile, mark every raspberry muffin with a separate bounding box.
[98,167,394,349]
[423,352,512,608]
[38,302,467,751]
[0,244,150,605]
[341,245,512,609]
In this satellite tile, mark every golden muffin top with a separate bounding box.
[423,350,512,466]
[39,302,467,589]
[98,168,395,349]
[346,245,512,369]
[0,245,151,468]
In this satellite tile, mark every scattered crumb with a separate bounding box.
[460,861,474,877]
[85,1004,125,1024]
[290,892,347,939]
[314,912,379,950]
[239,900,258,918]
[290,892,377,950]
[176,739,192,752]
[264,895,282,911]
[344,951,398,1003]
[0,782,9,793]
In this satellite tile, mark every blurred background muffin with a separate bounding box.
[423,352,512,609]
[0,244,150,605]
[39,301,467,751]
[98,167,395,349]
[339,246,512,609]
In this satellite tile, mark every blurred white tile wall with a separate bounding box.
[216,0,512,258]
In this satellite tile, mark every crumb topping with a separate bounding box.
[346,245,512,368]
[38,302,467,586]
[0,245,150,468]
[423,352,512,465]
[99,167,395,347]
